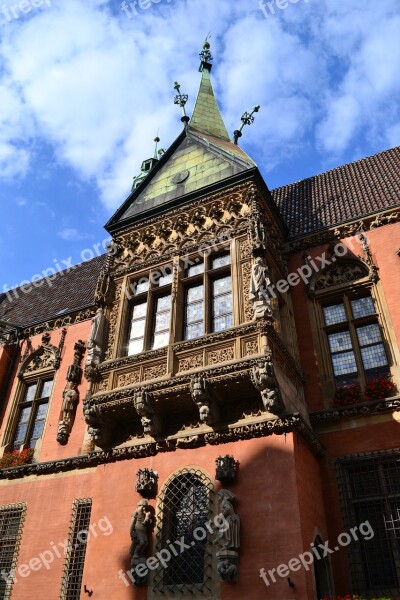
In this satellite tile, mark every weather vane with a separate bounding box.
[199,34,213,70]
[233,105,261,145]
[173,81,190,126]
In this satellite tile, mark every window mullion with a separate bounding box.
[204,272,210,335]
[143,291,153,351]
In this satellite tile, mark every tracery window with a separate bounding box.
[12,377,53,450]
[322,292,389,387]
[183,252,233,340]
[153,469,214,593]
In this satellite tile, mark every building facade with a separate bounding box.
[0,43,400,600]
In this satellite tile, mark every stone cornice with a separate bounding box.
[286,207,400,253]
[0,413,324,480]
[310,395,400,425]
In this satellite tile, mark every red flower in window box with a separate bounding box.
[364,373,396,402]
[0,448,35,469]
[334,383,363,407]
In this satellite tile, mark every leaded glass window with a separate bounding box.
[152,294,172,349]
[153,469,214,593]
[128,300,147,355]
[183,251,233,341]
[322,293,389,387]
[12,378,53,450]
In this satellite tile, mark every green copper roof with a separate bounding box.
[188,67,231,141]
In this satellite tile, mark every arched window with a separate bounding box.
[153,468,214,593]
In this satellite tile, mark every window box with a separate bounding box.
[333,383,363,407]
[334,374,396,407]
[0,448,35,469]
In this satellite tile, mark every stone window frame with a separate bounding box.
[2,369,56,456]
[308,269,397,404]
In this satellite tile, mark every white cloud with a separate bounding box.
[0,0,399,211]
[57,228,90,242]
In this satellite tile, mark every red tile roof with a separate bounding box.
[0,254,106,329]
[271,146,400,237]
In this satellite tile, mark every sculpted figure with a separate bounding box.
[56,385,79,445]
[249,255,272,319]
[134,389,162,436]
[214,489,240,582]
[190,376,215,425]
[251,356,284,415]
[86,307,106,366]
[130,499,152,561]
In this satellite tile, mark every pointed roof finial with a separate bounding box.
[233,105,261,145]
[173,81,190,127]
[153,133,160,160]
[199,34,213,72]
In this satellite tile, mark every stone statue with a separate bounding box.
[249,255,272,319]
[130,499,153,560]
[85,308,106,367]
[214,489,240,582]
[56,385,79,445]
[249,216,268,252]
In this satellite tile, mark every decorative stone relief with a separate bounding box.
[214,489,240,582]
[129,499,153,585]
[104,282,122,361]
[208,347,234,365]
[216,455,237,483]
[239,238,252,261]
[19,329,66,379]
[178,353,203,372]
[57,340,85,445]
[189,375,217,425]
[249,255,273,319]
[94,263,115,307]
[241,261,253,322]
[314,261,369,291]
[244,340,258,356]
[134,389,162,436]
[250,355,285,415]
[117,370,141,388]
[143,363,167,381]
[136,468,158,499]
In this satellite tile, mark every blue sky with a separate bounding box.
[1,0,399,292]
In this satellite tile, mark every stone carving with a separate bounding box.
[178,353,203,372]
[241,261,254,322]
[19,329,66,378]
[130,499,153,585]
[83,399,112,448]
[190,375,216,425]
[214,489,240,582]
[249,255,273,319]
[251,356,285,415]
[85,307,106,368]
[105,282,122,361]
[245,340,258,356]
[136,469,158,499]
[94,265,115,307]
[117,370,141,388]
[57,340,85,445]
[208,347,234,365]
[314,261,368,290]
[134,389,162,436]
[359,233,379,282]
[143,363,167,381]
[216,455,237,483]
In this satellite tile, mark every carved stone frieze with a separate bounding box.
[208,346,234,366]
[117,370,141,388]
[239,237,252,261]
[143,363,167,381]
[310,396,400,425]
[178,353,203,372]
[241,261,253,322]
[98,347,167,374]
[314,261,369,291]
